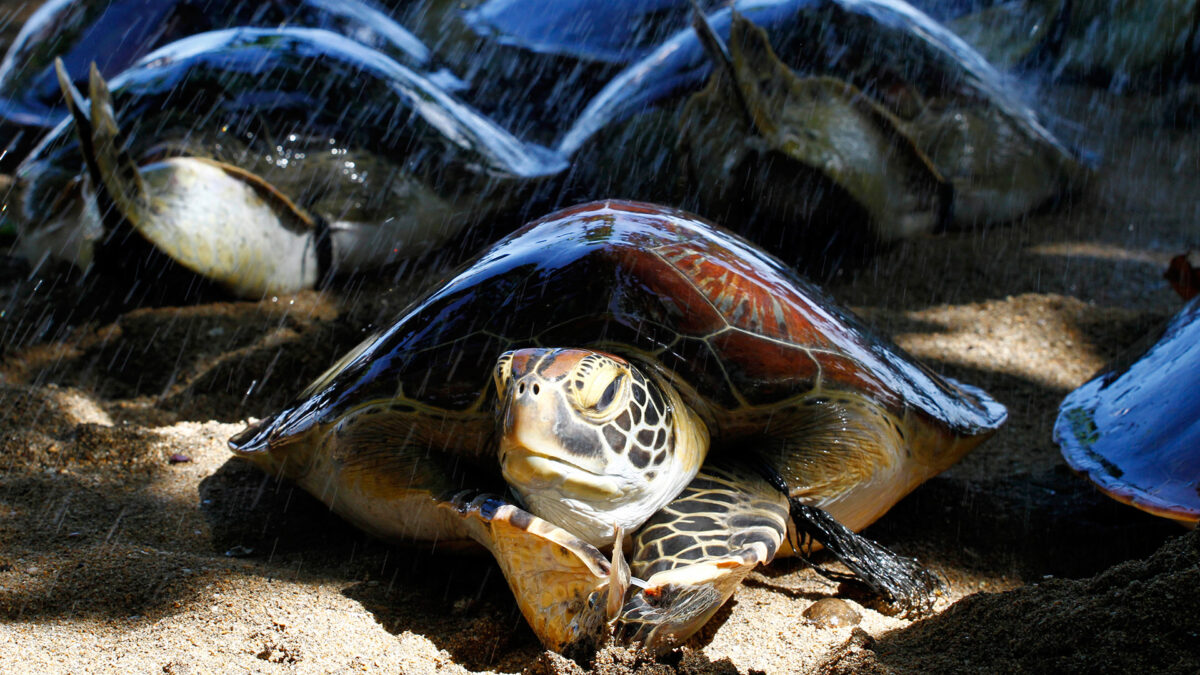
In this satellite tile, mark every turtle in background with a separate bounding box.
[392,0,730,145]
[557,0,1088,274]
[676,10,952,262]
[0,0,463,171]
[229,200,1007,653]
[14,28,563,299]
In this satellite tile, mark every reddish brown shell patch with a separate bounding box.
[656,241,841,350]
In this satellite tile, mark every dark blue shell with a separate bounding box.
[463,0,730,64]
[0,0,445,167]
[1055,297,1200,524]
[17,27,564,255]
[559,0,1061,155]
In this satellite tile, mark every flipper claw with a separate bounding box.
[608,526,631,622]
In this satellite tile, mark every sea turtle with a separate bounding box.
[14,28,563,299]
[0,0,460,171]
[557,0,1087,247]
[1054,293,1200,528]
[229,200,1007,652]
[675,11,951,261]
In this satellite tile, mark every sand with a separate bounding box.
[1,67,1198,675]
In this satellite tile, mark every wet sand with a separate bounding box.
[1,78,1198,673]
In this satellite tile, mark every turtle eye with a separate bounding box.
[595,374,624,411]
[574,365,628,418]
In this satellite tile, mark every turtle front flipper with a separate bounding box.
[616,462,789,650]
[442,491,627,657]
[56,60,327,298]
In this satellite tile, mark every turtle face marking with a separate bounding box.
[494,348,710,547]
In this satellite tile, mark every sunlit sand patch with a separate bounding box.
[695,573,906,673]
[146,420,245,460]
[1026,241,1173,267]
[887,294,1122,391]
[694,556,1022,673]
[48,385,114,427]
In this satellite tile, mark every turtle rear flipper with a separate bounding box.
[785,496,940,616]
[749,390,950,617]
[616,462,789,650]
[443,491,627,657]
[56,60,328,298]
[757,461,941,618]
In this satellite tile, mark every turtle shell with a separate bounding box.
[558,0,1063,155]
[1054,296,1200,526]
[416,0,726,145]
[462,0,730,64]
[13,27,564,289]
[235,200,1005,456]
[557,0,1084,238]
[0,0,443,170]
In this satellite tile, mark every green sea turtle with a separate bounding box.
[229,200,1006,652]
[557,0,1088,264]
[14,28,562,299]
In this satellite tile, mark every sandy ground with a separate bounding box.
[1,58,1199,675]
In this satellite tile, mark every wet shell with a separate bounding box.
[229,199,1006,652]
[14,27,564,296]
[240,199,1005,459]
[0,0,448,169]
[1055,296,1200,526]
[559,0,1086,236]
[463,0,730,64]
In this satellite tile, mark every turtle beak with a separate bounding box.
[497,348,550,434]
[500,374,558,461]
[499,375,543,437]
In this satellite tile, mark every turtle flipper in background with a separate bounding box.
[55,59,326,298]
[680,10,952,249]
[20,29,568,300]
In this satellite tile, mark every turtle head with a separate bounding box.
[494,348,709,548]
